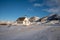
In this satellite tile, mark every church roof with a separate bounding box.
[16,17,26,21]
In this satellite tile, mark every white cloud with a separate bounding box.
[47,8,59,13]
[43,8,60,14]
[43,0,60,7]
[28,0,60,14]
[34,3,42,7]
[42,0,60,14]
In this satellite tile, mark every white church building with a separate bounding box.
[16,17,30,25]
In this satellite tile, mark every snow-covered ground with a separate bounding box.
[0,24,60,40]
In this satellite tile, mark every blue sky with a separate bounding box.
[0,0,60,21]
